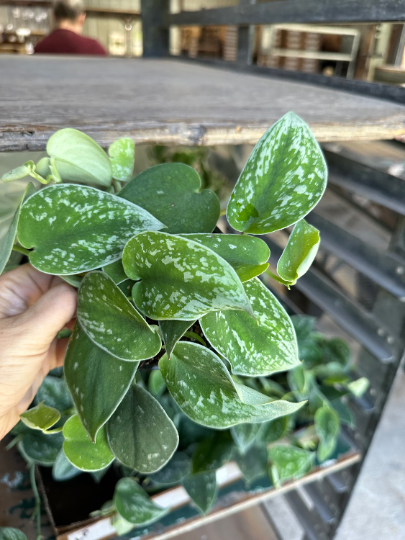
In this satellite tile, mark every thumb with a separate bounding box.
[14,283,77,351]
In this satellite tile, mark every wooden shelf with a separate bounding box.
[1,55,405,151]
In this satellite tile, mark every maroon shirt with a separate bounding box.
[35,28,107,56]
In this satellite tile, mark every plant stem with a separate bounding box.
[265,269,293,289]
[219,208,227,216]
[30,464,43,540]
[12,244,31,256]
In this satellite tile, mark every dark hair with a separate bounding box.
[54,0,84,21]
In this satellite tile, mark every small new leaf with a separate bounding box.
[314,406,340,462]
[114,478,168,525]
[277,220,320,285]
[109,138,135,181]
[20,402,60,432]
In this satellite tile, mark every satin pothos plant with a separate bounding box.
[1,111,328,528]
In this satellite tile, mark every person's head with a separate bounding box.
[53,0,86,34]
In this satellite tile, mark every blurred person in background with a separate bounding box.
[35,0,107,56]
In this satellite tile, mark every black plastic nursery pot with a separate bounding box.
[38,433,360,540]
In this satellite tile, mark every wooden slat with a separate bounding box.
[2,56,405,151]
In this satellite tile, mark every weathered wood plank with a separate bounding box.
[1,56,405,151]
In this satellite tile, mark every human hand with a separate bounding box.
[0,264,77,440]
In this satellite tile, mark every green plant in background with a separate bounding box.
[1,111,348,532]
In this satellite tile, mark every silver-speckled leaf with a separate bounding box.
[277,219,320,284]
[182,471,217,515]
[159,342,304,429]
[227,112,327,234]
[200,278,300,376]
[18,184,164,275]
[109,138,135,182]
[0,183,35,274]
[123,231,253,321]
[77,272,161,361]
[107,384,178,474]
[179,233,270,282]
[64,322,137,441]
[63,415,114,471]
[47,128,112,187]
[269,445,314,486]
[114,478,168,525]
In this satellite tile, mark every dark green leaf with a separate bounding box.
[65,322,137,440]
[19,431,63,466]
[63,415,114,471]
[288,364,310,400]
[159,342,304,429]
[315,406,340,462]
[179,233,270,282]
[330,399,354,428]
[230,423,261,453]
[123,231,253,320]
[109,138,135,182]
[36,376,73,413]
[234,445,268,484]
[159,319,194,358]
[178,416,213,448]
[107,384,178,474]
[183,471,217,514]
[148,452,191,485]
[257,416,290,444]
[227,112,327,234]
[148,370,166,397]
[200,278,299,376]
[18,184,164,275]
[291,315,316,342]
[119,163,220,234]
[277,220,320,284]
[77,272,161,361]
[52,449,82,481]
[114,478,168,525]
[47,128,112,187]
[192,432,234,474]
[103,259,128,284]
[269,445,314,486]
[0,183,35,274]
[323,338,351,367]
[0,528,28,540]
[20,402,60,432]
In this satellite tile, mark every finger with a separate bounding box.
[0,264,65,319]
[12,283,77,353]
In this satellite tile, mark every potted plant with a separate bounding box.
[1,112,365,539]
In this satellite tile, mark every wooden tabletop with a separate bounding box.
[1,55,405,151]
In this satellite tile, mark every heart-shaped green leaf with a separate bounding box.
[109,138,135,181]
[107,384,178,474]
[0,183,35,274]
[179,234,270,282]
[119,163,220,233]
[64,322,138,441]
[20,402,61,432]
[19,431,64,465]
[192,432,234,474]
[200,278,299,376]
[148,452,191,485]
[114,478,168,525]
[277,220,320,285]
[52,449,82,481]
[0,529,28,540]
[159,342,304,429]
[77,272,161,361]
[182,471,217,515]
[159,319,195,358]
[227,112,327,234]
[123,231,253,320]
[234,445,268,484]
[63,415,114,471]
[36,376,73,413]
[47,128,112,187]
[18,184,164,275]
[269,445,314,486]
[103,259,127,284]
[230,423,261,453]
[314,406,340,462]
